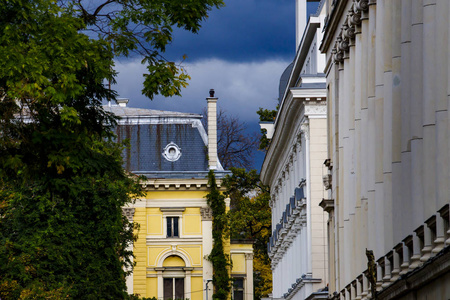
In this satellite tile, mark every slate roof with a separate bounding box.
[104,105,212,178]
[105,106,201,118]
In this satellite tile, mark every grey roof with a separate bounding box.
[279,62,294,104]
[105,105,210,177]
[104,105,202,119]
[293,82,326,89]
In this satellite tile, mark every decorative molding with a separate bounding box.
[139,178,226,191]
[330,0,371,65]
[160,207,186,212]
[244,253,254,260]
[200,207,213,221]
[268,195,307,267]
[304,104,327,116]
[300,122,310,140]
[122,207,135,222]
[324,158,333,170]
[319,199,334,213]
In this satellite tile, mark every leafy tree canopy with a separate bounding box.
[0,0,222,298]
[256,107,278,151]
[223,168,272,300]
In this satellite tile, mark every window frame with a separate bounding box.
[160,207,185,239]
[232,277,245,300]
[166,216,180,238]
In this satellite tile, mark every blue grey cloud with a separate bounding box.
[163,0,296,62]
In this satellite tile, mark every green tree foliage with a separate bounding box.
[206,171,231,300]
[0,0,222,298]
[256,107,278,151]
[71,0,224,99]
[223,168,272,300]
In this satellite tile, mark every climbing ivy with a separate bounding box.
[206,170,231,300]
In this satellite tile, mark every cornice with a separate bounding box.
[321,0,371,65]
[140,178,225,191]
[279,19,322,110]
[320,0,351,53]
[261,94,326,186]
[269,198,307,267]
[146,237,203,244]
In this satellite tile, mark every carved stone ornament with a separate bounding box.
[343,23,355,40]
[245,253,254,260]
[355,0,370,12]
[337,35,350,52]
[332,47,344,64]
[300,122,310,140]
[348,6,361,26]
[323,174,332,190]
[200,207,213,221]
[122,207,135,222]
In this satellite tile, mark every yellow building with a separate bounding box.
[108,92,254,300]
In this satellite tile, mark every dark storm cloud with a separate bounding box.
[163,0,296,62]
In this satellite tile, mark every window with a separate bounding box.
[163,142,181,162]
[233,278,244,300]
[164,278,184,300]
[167,217,179,238]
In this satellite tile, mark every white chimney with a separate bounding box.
[117,98,129,107]
[207,89,218,170]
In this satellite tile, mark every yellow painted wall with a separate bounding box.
[231,253,246,274]
[146,277,158,299]
[147,207,163,235]
[132,187,231,298]
[148,246,171,267]
[191,277,204,300]
[183,207,202,235]
[178,245,202,266]
[133,206,148,295]
[163,255,185,267]
[230,244,253,251]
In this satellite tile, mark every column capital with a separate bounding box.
[201,207,213,221]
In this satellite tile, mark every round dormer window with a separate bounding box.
[163,142,181,162]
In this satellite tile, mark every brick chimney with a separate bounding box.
[207,89,218,170]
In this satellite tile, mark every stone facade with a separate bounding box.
[320,0,450,298]
[260,2,329,299]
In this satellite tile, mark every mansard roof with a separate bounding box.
[104,105,210,178]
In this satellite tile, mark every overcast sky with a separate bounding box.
[112,0,318,169]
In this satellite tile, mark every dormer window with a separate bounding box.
[163,142,181,162]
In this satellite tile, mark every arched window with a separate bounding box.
[162,255,186,300]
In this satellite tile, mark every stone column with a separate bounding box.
[245,253,254,300]
[184,267,193,299]
[156,268,164,299]
[201,207,213,300]
[122,207,136,294]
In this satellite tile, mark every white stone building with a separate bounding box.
[260,1,329,299]
[319,0,450,298]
